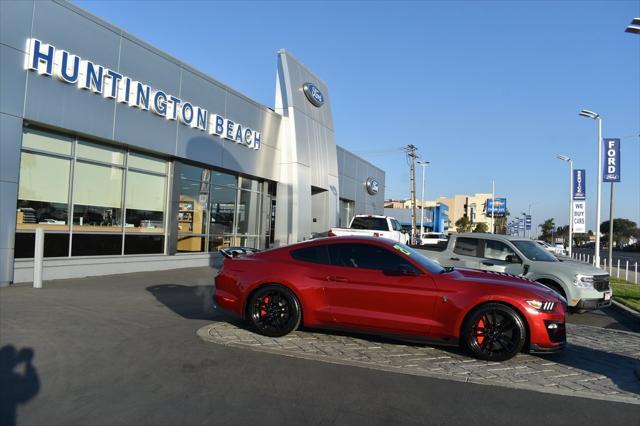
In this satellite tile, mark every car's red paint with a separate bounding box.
[214,237,566,352]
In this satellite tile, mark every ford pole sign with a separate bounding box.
[365,177,379,195]
[302,82,324,107]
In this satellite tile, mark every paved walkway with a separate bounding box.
[199,318,640,404]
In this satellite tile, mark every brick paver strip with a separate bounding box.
[197,319,640,404]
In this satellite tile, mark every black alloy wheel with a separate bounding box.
[248,285,301,337]
[462,303,526,361]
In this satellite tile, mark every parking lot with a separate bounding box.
[1,266,639,425]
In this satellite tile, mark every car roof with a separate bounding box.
[267,235,399,252]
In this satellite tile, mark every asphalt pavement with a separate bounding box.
[1,267,639,426]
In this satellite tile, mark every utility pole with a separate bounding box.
[405,145,418,245]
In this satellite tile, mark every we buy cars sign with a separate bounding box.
[572,201,586,233]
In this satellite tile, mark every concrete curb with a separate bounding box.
[611,299,640,322]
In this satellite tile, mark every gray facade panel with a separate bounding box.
[0,248,14,286]
[118,37,181,95]
[176,126,224,169]
[24,72,116,140]
[0,0,34,52]
[0,45,27,117]
[221,140,279,182]
[225,93,280,150]
[0,181,18,250]
[31,1,120,69]
[0,113,23,184]
[113,101,178,155]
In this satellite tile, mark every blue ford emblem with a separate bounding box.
[302,82,324,107]
[365,177,379,195]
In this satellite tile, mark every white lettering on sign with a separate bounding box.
[24,38,262,150]
[572,201,586,233]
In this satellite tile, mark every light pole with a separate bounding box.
[579,109,602,267]
[521,212,527,238]
[417,161,430,237]
[557,155,573,257]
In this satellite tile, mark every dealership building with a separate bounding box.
[0,1,385,285]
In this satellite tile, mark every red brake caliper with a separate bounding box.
[476,319,485,345]
[260,296,270,318]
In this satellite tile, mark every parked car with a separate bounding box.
[419,232,449,246]
[215,236,566,361]
[328,215,409,244]
[421,233,611,312]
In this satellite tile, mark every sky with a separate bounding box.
[75,0,640,232]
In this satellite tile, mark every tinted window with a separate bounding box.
[290,245,330,264]
[484,240,517,261]
[453,237,480,257]
[390,219,402,231]
[328,243,418,272]
[350,217,387,231]
[512,240,558,262]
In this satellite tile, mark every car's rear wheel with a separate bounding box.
[462,303,526,361]
[247,285,301,337]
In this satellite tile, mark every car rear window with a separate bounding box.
[453,237,480,257]
[290,245,330,264]
[350,217,388,231]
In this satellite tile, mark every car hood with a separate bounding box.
[443,268,561,300]
[531,259,607,276]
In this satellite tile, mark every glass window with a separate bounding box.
[213,171,237,188]
[77,140,124,165]
[350,216,387,231]
[291,245,330,264]
[512,240,559,262]
[128,152,166,174]
[177,177,208,253]
[17,152,70,230]
[389,243,444,274]
[237,189,261,235]
[453,237,480,257]
[124,235,164,255]
[125,171,166,233]
[72,162,123,231]
[14,233,70,258]
[328,243,417,271]
[22,127,73,155]
[180,164,207,182]
[71,234,122,256]
[209,185,236,235]
[484,240,518,261]
[240,177,260,192]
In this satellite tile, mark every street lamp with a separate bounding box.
[579,109,603,267]
[417,161,430,237]
[557,155,573,257]
[625,17,640,34]
[521,212,527,238]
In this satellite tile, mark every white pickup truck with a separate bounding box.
[328,215,410,244]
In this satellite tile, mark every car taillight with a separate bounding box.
[327,230,336,237]
[373,232,380,237]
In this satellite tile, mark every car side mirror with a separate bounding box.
[400,229,408,234]
[505,255,522,264]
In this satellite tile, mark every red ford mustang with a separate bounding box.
[214,236,566,361]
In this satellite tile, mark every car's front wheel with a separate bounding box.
[247,284,301,337]
[462,303,526,361]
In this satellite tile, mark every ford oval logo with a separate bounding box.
[303,82,324,107]
[365,177,379,195]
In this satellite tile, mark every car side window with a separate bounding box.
[290,245,330,264]
[453,237,480,257]
[483,240,518,261]
[391,219,402,231]
[328,243,419,272]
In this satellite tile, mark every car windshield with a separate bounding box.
[513,240,558,262]
[390,242,445,274]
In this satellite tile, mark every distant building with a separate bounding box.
[383,202,449,233]
[437,193,503,233]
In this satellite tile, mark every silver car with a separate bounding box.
[425,233,612,312]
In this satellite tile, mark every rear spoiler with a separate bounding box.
[219,246,260,259]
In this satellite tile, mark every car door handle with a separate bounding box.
[482,261,494,266]
[327,276,348,282]
[450,257,460,261]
